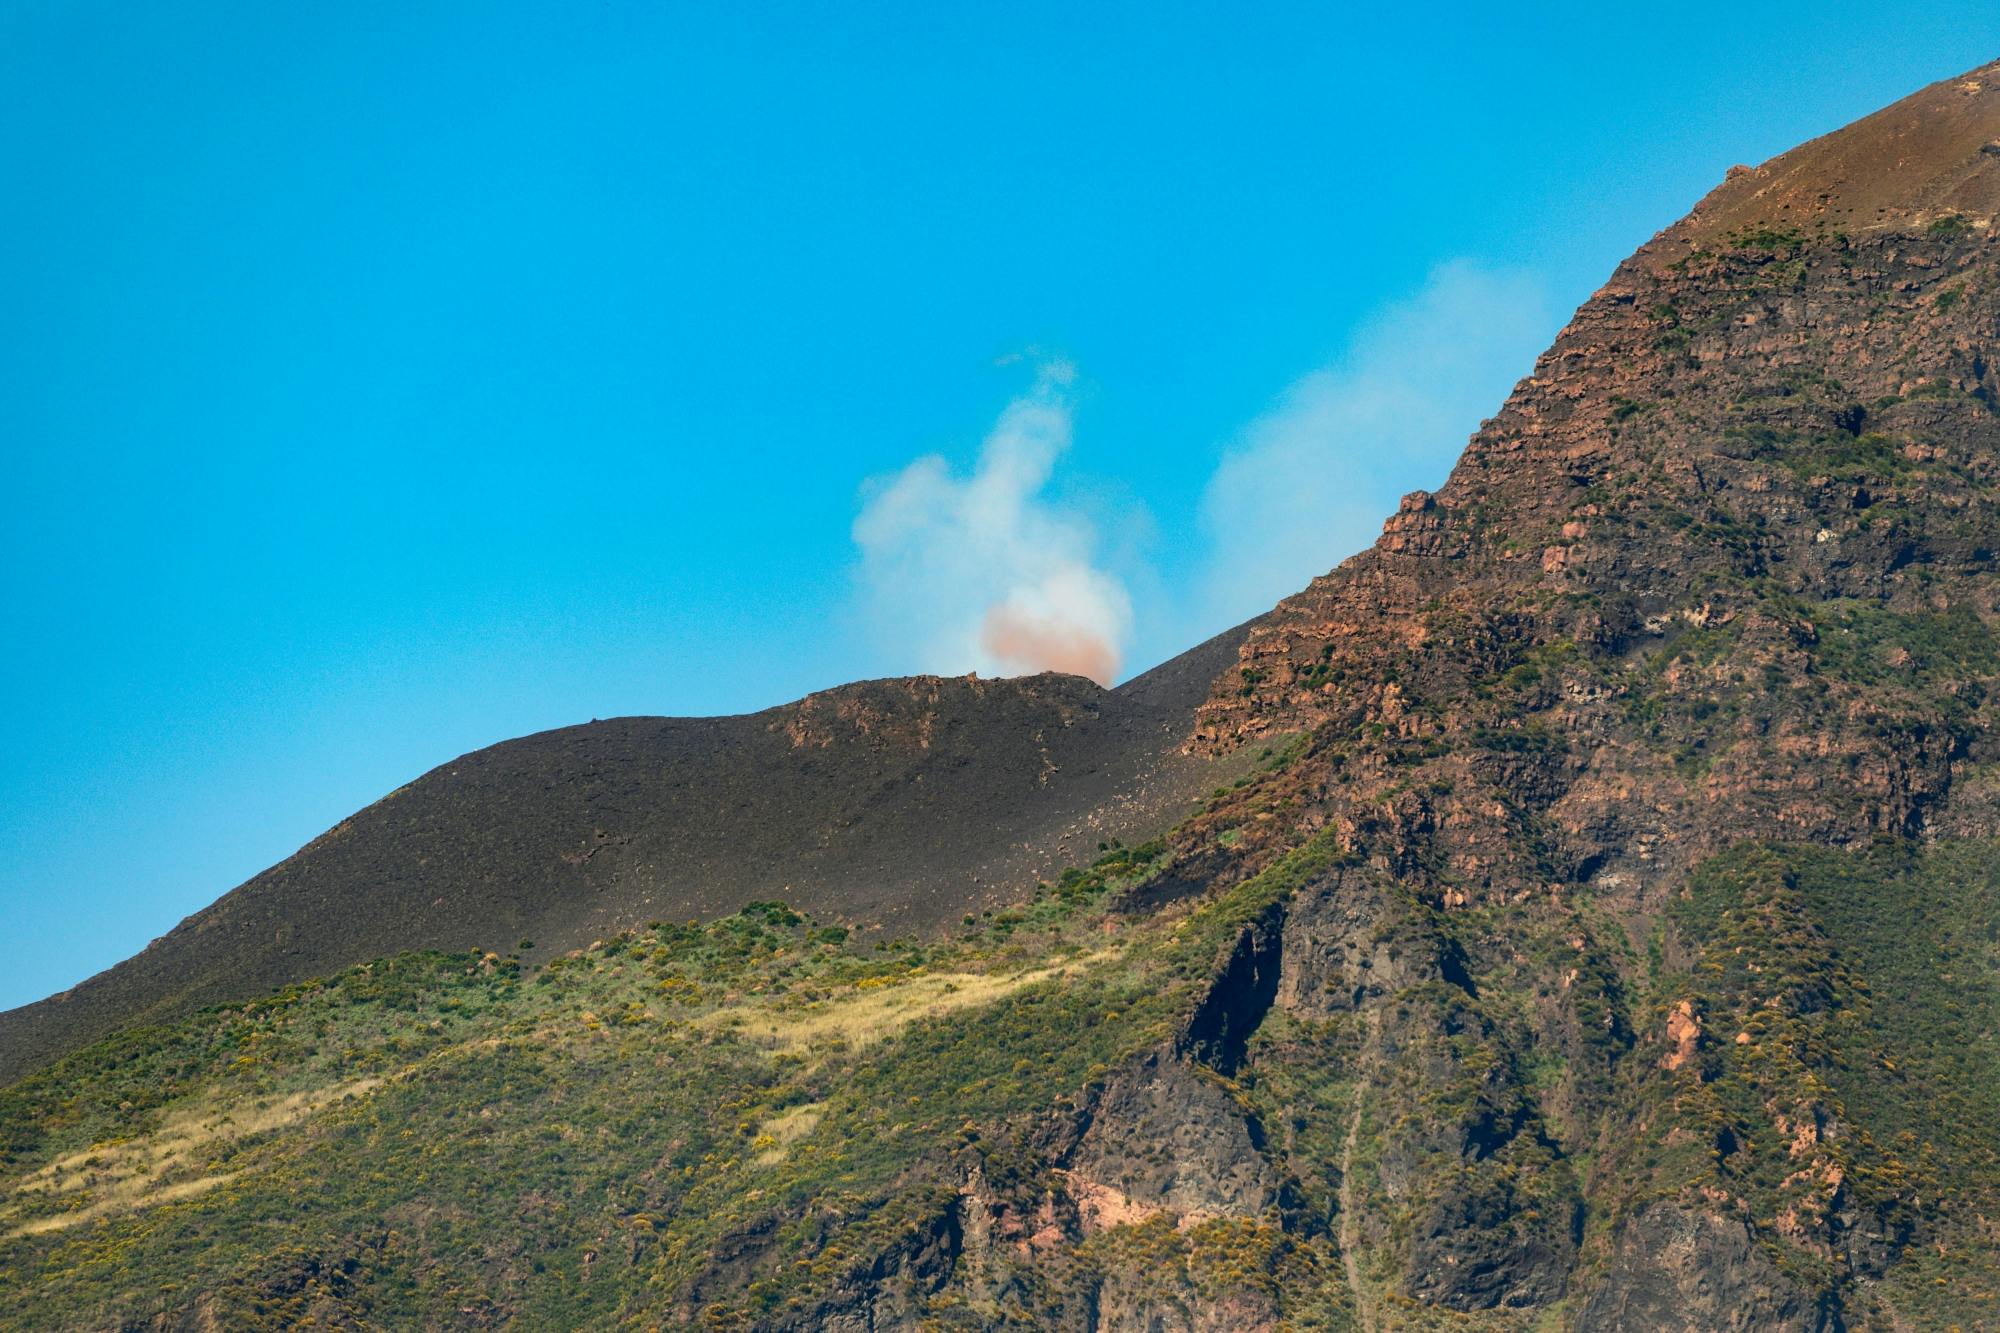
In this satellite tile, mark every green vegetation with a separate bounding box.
[1811,601,1999,688]
[1721,422,1925,484]
[1600,839,2000,1326]
[1729,224,1807,252]
[8,148,2000,1330]
[0,833,1367,1329]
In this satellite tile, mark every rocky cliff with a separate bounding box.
[1149,56,2000,1327]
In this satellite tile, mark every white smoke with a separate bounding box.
[1197,261,1555,624]
[851,361,1133,686]
[848,263,1556,685]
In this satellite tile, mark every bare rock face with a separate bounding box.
[1407,1177,1575,1312]
[1275,864,1461,1016]
[1067,1052,1284,1225]
[1193,225,1998,871]
[1579,1202,1841,1332]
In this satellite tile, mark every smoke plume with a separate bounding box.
[849,264,1555,686]
[1197,261,1555,624]
[851,362,1133,685]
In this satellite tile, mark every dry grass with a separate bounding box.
[706,950,1119,1055]
[5,1172,241,1238]
[3,1077,380,1238]
[752,1102,825,1166]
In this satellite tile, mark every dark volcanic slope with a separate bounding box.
[0,621,1254,1085]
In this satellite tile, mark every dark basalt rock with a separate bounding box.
[1068,1050,1284,1223]
[1174,899,1285,1074]
[1275,864,1456,1016]
[1578,1202,1841,1332]
[1409,1179,1576,1312]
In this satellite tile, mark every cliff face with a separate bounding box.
[1190,197,1999,893]
[1146,58,2000,1326]
[5,61,2000,1333]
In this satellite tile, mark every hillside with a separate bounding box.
[0,620,1256,1087]
[1673,59,2000,247]
[5,59,2000,1333]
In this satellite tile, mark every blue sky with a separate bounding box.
[4,2,1996,1010]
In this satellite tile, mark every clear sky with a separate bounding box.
[4,2,1997,1011]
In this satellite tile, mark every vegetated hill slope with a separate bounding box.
[0,620,1256,1087]
[7,59,2000,1333]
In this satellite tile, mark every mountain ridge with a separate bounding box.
[1671,57,2000,249]
[0,619,1258,1087]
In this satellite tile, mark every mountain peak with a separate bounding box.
[1674,57,2000,246]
